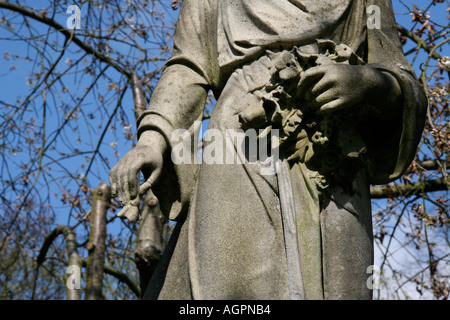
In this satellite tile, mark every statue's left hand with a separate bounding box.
[297,64,397,115]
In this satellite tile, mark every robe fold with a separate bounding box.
[137,0,428,300]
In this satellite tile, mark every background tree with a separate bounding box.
[369,0,449,299]
[0,0,448,300]
[0,0,176,299]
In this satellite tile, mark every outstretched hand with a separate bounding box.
[109,131,166,222]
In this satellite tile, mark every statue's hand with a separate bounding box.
[109,131,166,222]
[297,64,396,115]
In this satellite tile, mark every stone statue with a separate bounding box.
[109,0,427,299]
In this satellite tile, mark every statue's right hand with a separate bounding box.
[109,131,166,222]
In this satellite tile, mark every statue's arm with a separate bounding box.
[363,0,428,183]
[110,0,217,220]
[137,0,218,146]
[136,63,210,152]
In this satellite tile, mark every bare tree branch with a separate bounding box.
[80,259,141,299]
[396,23,443,61]
[85,182,110,300]
[370,178,448,199]
[0,1,132,78]
[35,225,82,300]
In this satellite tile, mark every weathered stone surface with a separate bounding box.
[110,0,427,300]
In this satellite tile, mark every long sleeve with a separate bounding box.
[363,0,428,184]
[136,0,219,220]
[137,0,219,139]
